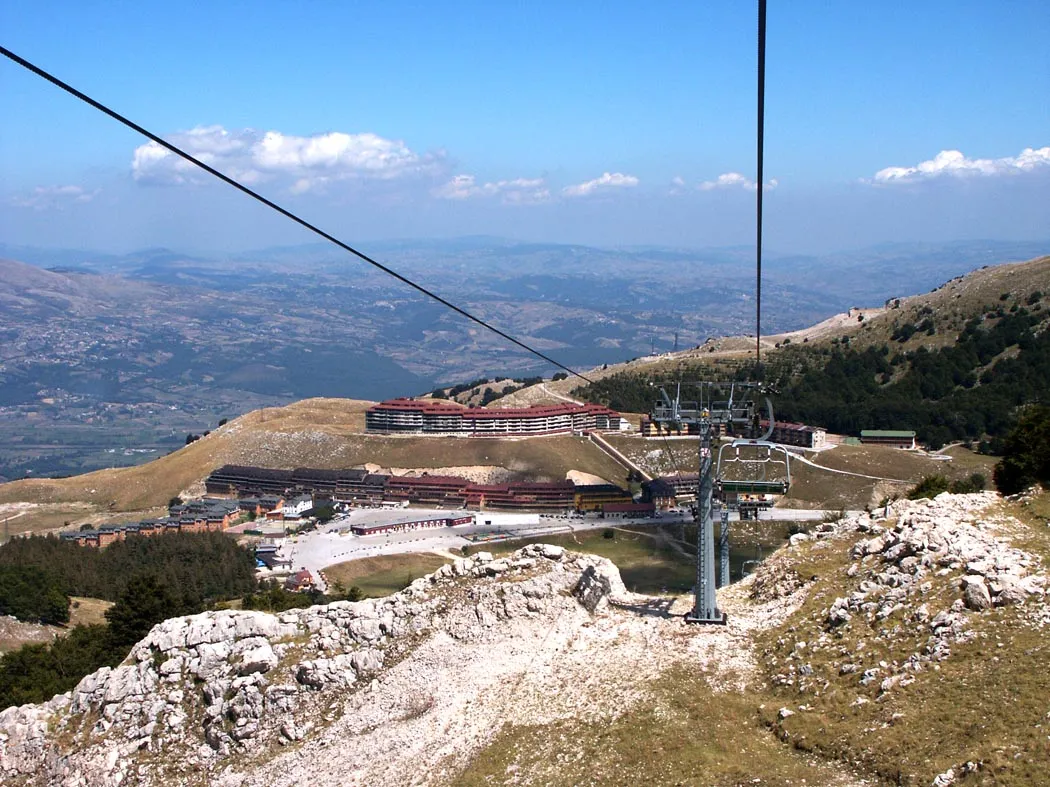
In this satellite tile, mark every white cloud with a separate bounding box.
[9,185,100,210]
[562,172,639,198]
[433,174,550,204]
[131,125,443,191]
[697,172,777,192]
[872,146,1050,184]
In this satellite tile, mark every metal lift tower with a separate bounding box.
[651,382,780,624]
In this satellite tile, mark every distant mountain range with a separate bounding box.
[0,237,1047,477]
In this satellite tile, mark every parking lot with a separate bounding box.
[270,505,837,591]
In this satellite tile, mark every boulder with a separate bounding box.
[827,598,851,626]
[235,642,278,675]
[960,575,991,611]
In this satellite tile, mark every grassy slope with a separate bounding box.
[0,398,629,535]
[456,489,1050,786]
[753,491,1050,786]
[784,445,999,510]
[457,666,860,787]
[321,554,452,599]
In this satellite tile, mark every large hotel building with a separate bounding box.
[365,398,624,437]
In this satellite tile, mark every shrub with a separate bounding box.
[949,473,986,494]
[907,475,950,500]
[994,406,1050,495]
[892,323,917,342]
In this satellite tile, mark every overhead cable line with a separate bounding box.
[0,44,595,385]
[755,0,767,374]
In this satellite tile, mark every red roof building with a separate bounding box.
[758,420,827,449]
[285,569,316,593]
[365,399,623,437]
[464,480,576,511]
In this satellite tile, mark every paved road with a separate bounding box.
[276,505,842,586]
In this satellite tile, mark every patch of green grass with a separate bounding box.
[322,553,451,598]
[474,528,698,594]
[456,665,858,787]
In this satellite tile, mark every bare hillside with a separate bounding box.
[0,398,627,534]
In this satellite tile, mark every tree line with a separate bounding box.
[0,574,211,709]
[0,533,258,709]
[573,306,1049,451]
[0,531,257,612]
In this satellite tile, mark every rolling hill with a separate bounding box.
[0,398,629,536]
[563,256,1050,447]
[1,253,1046,537]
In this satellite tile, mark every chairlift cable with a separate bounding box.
[756,0,767,375]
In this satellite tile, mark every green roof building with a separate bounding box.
[860,430,916,449]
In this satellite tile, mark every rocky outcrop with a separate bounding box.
[763,492,1047,698]
[0,545,625,787]
[840,492,1044,636]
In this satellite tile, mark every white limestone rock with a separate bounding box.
[960,575,992,611]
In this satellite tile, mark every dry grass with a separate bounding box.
[940,445,999,477]
[812,444,982,482]
[68,596,113,627]
[603,434,701,477]
[456,665,863,787]
[755,491,1050,786]
[782,445,999,511]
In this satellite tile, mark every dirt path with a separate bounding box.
[789,451,910,483]
[538,383,583,405]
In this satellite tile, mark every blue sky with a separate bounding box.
[1,0,1048,253]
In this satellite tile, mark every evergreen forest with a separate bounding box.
[0,532,258,708]
[574,306,1049,451]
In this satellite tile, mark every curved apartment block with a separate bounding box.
[365,398,623,436]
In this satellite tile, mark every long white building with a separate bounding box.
[365,398,623,437]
